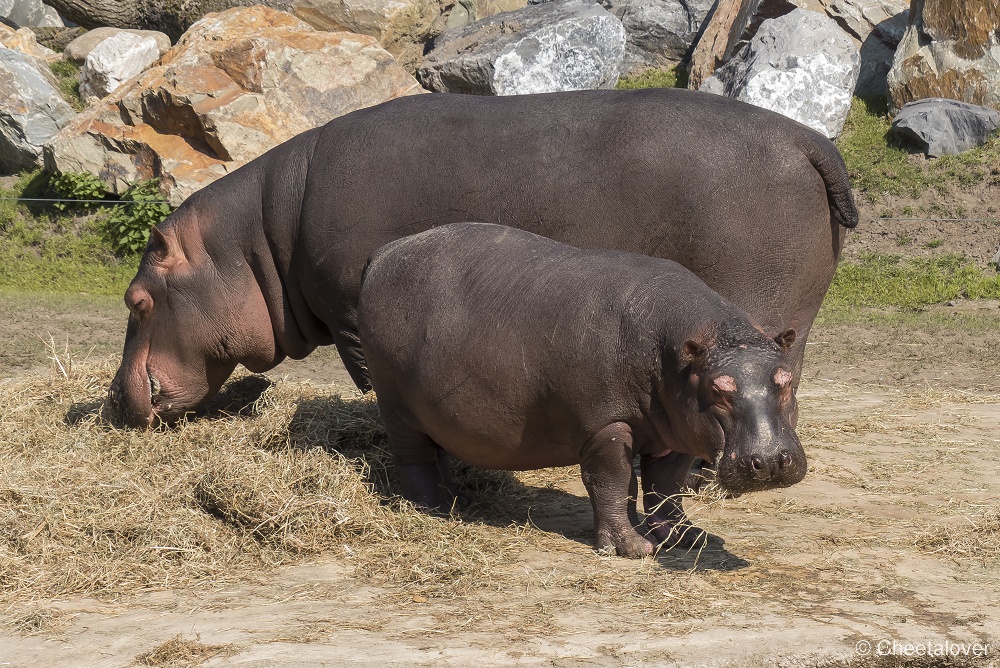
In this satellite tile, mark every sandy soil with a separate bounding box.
[2,222,1000,667]
[1,350,998,667]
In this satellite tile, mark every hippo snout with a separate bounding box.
[105,369,155,429]
[717,438,807,495]
[749,450,792,477]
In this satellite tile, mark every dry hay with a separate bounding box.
[0,358,557,605]
[137,634,234,667]
[915,506,1000,563]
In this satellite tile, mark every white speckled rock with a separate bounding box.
[64,27,172,65]
[79,32,162,101]
[701,8,860,138]
[0,0,62,28]
[816,0,907,42]
[418,0,626,95]
[0,46,76,171]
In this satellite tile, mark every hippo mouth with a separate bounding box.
[147,368,185,424]
[712,441,807,496]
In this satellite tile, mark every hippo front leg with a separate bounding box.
[580,423,652,558]
[640,452,708,549]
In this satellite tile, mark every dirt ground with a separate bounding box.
[1,222,999,667]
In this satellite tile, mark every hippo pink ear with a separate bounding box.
[148,226,185,269]
[774,328,796,351]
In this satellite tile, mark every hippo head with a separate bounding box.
[106,209,283,428]
[680,322,806,496]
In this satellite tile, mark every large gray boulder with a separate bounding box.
[815,0,907,42]
[64,27,172,65]
[603,0,712,74]
[891,98,1000,157]
[701,8,860,138]
[0,46,75,171]
[418,0,626,95]
[0,0,61,28]
[855,8,906,100]
[79,31,161,101]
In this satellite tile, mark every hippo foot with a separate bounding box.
[417,489,472,516]
[595,529,653,559]
[641,516,708,550]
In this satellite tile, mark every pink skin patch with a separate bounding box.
[774,369,793,387]
[714,375,737,393]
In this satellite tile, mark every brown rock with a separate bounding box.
[0,23,60,61]
[921,0,999,61]
[687,0,751,90]
[292,0,527,71]
[43,6,424,204]
[887,0,1000,112]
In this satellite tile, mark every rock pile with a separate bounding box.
[44,6,424,203]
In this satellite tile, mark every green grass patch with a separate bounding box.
[815,303,1000,331]
[837,97,1000,202]
[1,172,138,295]
[824,252,1000,310]
[48,60,85,111]
[616,65,687,90]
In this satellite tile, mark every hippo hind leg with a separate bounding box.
[640,451,708,550]
[385,424,462,513]
[580,423,652,558]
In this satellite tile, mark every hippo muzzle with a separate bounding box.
[713,417,807,495]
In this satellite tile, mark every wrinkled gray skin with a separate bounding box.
[359,223,806,557]
[106,89,856,542]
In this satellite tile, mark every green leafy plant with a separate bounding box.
[104,180,173,255]
[48,171,108,210]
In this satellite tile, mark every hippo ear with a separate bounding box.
[148,226,185,269]
[774,328,796,351]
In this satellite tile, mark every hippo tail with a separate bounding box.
[797,134,859,229]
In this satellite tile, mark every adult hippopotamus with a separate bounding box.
[107,88,856,435]
[358,223,806,556]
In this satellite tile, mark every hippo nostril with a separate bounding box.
[780,451,793,469]
[750,455,765,472]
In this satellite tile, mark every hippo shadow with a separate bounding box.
[285,395,750,571]
[65,399,106,426]
[194,375,277,418]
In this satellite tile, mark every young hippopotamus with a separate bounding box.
[357,223,807,558]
